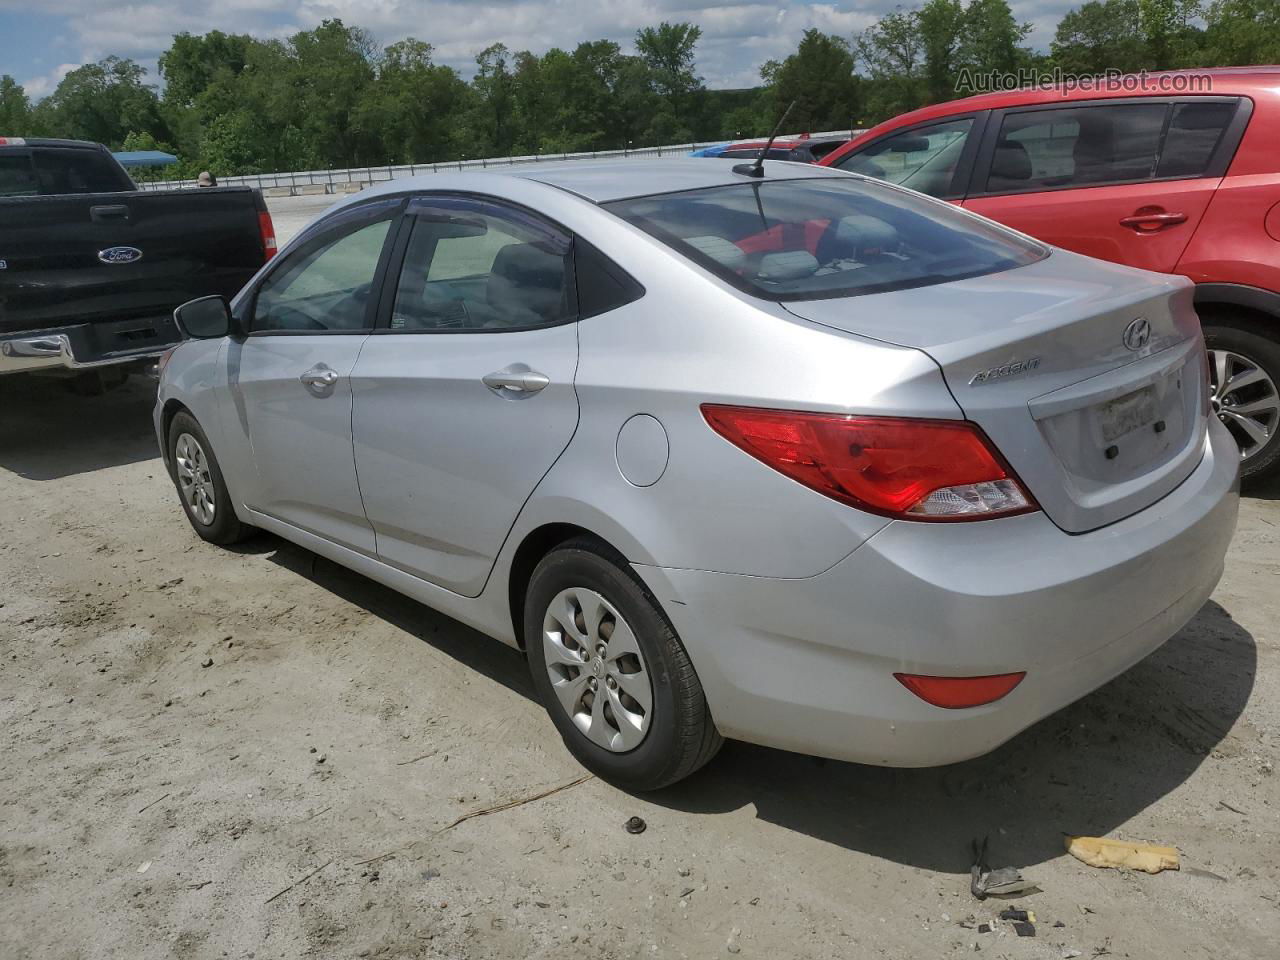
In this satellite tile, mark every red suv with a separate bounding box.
[822,67,1280,480]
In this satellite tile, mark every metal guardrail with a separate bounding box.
[138,131,862,193]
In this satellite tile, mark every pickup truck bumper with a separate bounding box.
[0,315,181,376]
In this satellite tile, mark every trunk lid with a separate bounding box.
[783,251,1209,533]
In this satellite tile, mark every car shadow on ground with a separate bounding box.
[262,540,1256,873]
[0,376,160,480]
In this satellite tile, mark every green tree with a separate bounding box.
[635,21,704,139]
[470,43,517,155]
[919,0,967,103]
[761,30,861,132]
[854,9,927,120]
[1051,0,1149,74]
[360,39,469,163]
[31,57,167,147]
[959,0,1033,76]
[1200,0,1280,65]
[0,75,31,133]
[159,31,252,108]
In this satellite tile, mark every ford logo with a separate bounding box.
[98,246,143,265]
[1122,316,1151,351]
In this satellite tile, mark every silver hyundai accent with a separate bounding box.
[156,159,1239,790]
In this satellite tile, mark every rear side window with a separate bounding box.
[1156,101,1235,178]
[390,196,574,332]
[605,176,1045,301]
[30,148,133,194]
[835,118,974,199]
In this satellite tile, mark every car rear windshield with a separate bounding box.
[0,148,133,197]
[604,176,1046,301]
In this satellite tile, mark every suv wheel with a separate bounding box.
[524,538,722,790]
[1203,322,1280,483]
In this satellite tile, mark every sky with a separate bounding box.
[0,0,1079,100]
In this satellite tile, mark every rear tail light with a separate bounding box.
[701,405,1036,521]
[895,672,1026,708]
[258,210,278,259]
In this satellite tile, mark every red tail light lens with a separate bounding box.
[895,672,1026,708]
[701,405,1036,521]
[258,210,278,259]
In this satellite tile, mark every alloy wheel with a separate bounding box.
[1208,348,1279,462]
[174,432,217,525]
[541,587,653,752]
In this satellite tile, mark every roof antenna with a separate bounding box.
[733,100,797,179]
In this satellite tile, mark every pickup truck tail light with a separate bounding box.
[701,404,1037,521]
[259,211,278,259]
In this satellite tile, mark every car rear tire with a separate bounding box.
[166,410,256,545]
[1202,321,1280,484]
[524,538,722,791]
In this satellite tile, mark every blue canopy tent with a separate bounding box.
[112,150,178,168]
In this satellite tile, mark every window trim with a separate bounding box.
[966,95,1253,200]
[240,195,408,337]
[834,112,991,201]
[370,191,582,336]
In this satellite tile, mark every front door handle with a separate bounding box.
[482,365,551,396]
[1119,208,1188,231]
[300,364,340,389]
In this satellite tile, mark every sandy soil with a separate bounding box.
[1,373,1278,960]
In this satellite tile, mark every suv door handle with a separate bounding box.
[1119,209,1188,231]
[300,364,340,388]
[482,366,550,395]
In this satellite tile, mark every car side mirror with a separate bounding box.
[174,296,232,339]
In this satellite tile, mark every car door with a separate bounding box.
[963,98,1248,273]
[228,195,403,553]
[828,115,985,201]
[350,194,581,596]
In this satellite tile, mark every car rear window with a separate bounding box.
[0,148,133,197]
[604,176,1045,301]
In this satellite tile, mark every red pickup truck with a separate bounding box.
[822,67,1280,481]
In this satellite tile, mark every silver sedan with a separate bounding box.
[156,159,1239,790]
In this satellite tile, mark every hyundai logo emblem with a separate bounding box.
[1122,317,1151,351]
[98,246,143,265]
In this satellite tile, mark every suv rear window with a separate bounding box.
[604,177,1045,301]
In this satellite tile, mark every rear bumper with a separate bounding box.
[635,417,1241,767]
[0,317,181,376]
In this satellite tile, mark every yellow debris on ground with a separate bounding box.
[1064,836,1180,874]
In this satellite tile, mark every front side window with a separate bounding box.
[252,208,395,333]
[390,197,573,331]
[606,176,1044,301]
[835,118,974,198]
[986,103,1168,193]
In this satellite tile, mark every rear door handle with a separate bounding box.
[1119,210,1187,231]
[482,366,550,395]
[300,364,340,389]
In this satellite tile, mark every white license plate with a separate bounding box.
[1100,385,1158,442]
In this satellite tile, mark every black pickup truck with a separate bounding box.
[0,138,275,390]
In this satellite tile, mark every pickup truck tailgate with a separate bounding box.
[0,187,266,338]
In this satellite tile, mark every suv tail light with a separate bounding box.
[701,405,1037,521]
[258,210,278,259]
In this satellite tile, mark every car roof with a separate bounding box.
[831,66,1280,159]
[514,157,850,202]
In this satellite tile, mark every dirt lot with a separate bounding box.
[1,372,1278,960]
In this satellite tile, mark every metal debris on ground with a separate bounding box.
[625,816,647,835]
[970,837,1042,900]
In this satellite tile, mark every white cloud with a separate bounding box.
[22,63,79,100]
[3,0,1081,94]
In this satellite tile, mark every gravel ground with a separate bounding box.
[2,349,1279,958]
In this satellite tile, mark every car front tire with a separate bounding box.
[166,410,255,545]
[524,538,722,791]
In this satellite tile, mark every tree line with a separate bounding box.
[0,0,1275,181]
